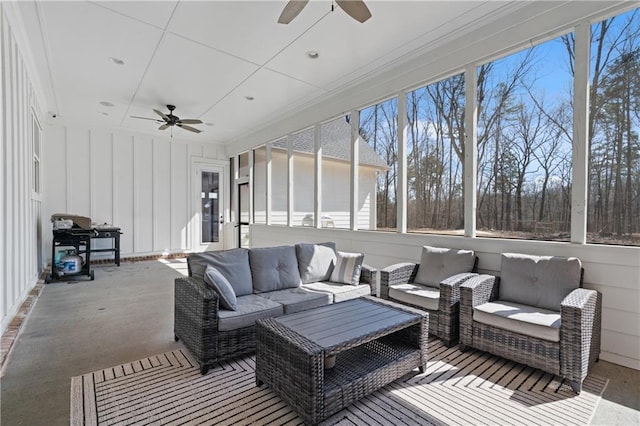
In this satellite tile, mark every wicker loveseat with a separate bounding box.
[379,246,478,346]
[459,253,601,393]
[174,242,375,374]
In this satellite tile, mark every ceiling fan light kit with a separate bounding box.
[130,104,203,135]
[278,0,371,24]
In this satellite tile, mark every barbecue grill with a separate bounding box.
[47,214,122,283]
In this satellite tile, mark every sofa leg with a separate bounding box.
[200,365,210,375]
[569,380,582,394]
[442,339,457,348]
[174,334,179,342]
[458,344,468,352]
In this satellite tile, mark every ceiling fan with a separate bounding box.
[278,0,371,24]
[130,104,203,133]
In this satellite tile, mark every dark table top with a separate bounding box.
[273,297,421,351]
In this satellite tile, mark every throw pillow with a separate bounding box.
[330,251,364,286]
[295,242,337,283]
[203,265,238,311]
[414,246,476,288]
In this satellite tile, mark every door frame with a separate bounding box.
[190,157,229,252]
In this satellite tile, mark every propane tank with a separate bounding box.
[59,253,83,275]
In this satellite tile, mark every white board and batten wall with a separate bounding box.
[250,224,640,370]
[43,125,229,261]
[1,4,45,333]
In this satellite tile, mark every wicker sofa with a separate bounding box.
[459,253,601,394]
[379,246,478,346]
[174,242,375,374]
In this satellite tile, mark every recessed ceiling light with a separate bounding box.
[99,101,114,107]
[245,96,255,101]
[205,122,214,127]
[306,51,319,59]
[108,57,125,65]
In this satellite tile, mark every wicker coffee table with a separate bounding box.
[255,296,428,425]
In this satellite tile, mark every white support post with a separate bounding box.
[397,92,408,234]
[350,110,360,231]
[464,64,478,238]
[265,142,272,225]
[232,155,239,228]
[572,23,590,244]
[287,135,294,227]
[248,150,254,225]
[314,124,322,229]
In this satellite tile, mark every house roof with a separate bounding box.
[271,118,389,170]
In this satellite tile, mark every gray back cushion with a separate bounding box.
[295,242,337,284]
[187,249,253,296]
[499,253,582,311]
[414,246,476,288]
[250,246,302,293]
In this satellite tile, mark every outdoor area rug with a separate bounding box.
[70,339,607,425]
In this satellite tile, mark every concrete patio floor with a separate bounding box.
[1,259,638,425]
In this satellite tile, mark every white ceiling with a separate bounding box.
[16,1,534,144]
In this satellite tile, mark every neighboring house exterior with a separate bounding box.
[253,118,389,230]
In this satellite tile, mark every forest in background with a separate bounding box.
[358,9,639,246]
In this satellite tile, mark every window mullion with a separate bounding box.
[464,65,478,238]
[571,23,590,244]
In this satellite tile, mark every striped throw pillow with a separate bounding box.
[330,251,364,286]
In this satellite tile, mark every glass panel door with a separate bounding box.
[201,171,220,243]
[238,182,250,248]
[193,163,225,252]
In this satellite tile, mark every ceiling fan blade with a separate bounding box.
[278,0,309,24]
[130,116,162,122]
[153,108,170,121]
[336,0,371,23]
[178,119,203,124]
[158,124,170,130]
[177,123,202,133]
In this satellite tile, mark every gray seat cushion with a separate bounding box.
[188,249,253,296]
[217,294,283,332]
[250,246,302,293]
[473,300,561,342]
[295,242,337,283]
[499,253,582,311]
[414,246,475,288]
[389,283,440,311]
[303,281,371,303]
[257,287,331,314]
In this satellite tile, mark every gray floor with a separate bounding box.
[1,259,639,426]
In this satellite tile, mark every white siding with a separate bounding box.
[43,125,226,260]
[250,224,640,370]
[256,153,376,229]
[1,5,45,333]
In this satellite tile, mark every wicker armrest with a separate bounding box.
[174,276,221,335]
[175,276,219,303]
[459,274,498,347]
[360,263,377,284]
[439,272,478,313]
[560,288,602,383]
[379,263,420,299]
